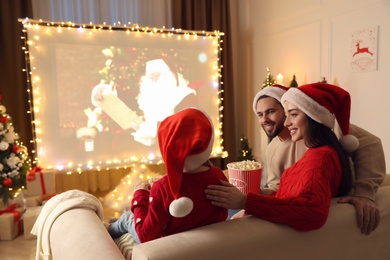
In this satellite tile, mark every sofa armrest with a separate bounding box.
[132,185,390,260]
[50,208,124,260]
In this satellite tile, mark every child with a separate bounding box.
[108,108,228,243]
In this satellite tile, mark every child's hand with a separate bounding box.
[134,180,151,192]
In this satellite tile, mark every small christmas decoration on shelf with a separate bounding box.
[0,95,31,205]
[262,67,276,89]
[321,77,327,83]
[290,74,298,88]
[238,135,254,161]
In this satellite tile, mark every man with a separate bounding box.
[253,84,386,235]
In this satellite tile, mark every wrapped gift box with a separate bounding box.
[0,197,18,210]
[23,206,43,240]
[13,192,41,208]
[0,203,23,241]
[26,168,56,196]
[21,193,55,207]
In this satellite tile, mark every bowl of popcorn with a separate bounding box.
[227,160,262,194]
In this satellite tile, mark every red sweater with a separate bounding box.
[131,166,228,242]
[246,146,341,231]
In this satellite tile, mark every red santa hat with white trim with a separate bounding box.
[158,108,214,218]
[252,84,289,114]
[281,83,359,152]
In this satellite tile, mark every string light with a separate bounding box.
[19,18,228,172]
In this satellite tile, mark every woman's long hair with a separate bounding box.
[304,116,352,196]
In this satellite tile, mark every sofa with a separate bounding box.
[37,174,390,260]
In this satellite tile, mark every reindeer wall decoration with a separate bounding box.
[353,40,374,57]
[350,26,378,72]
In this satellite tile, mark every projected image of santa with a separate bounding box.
[91,58,197,147]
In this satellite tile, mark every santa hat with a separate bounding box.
[252,84,289,114]
[158,108,214,217]
[281,83,359,152]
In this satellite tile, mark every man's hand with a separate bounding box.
[337,196,379,235]
[205,180,247,209]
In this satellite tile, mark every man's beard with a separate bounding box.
[263,122,284,139]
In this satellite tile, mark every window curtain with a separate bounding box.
[171,0,237,165]
[32,0,172,27]
[0,0,34,154]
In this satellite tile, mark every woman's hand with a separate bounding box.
[205,180,247,209]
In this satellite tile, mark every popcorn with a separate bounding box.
[227,160,262,170]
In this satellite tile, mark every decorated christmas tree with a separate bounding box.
[262,67,276,89]
[238,135,254,161]
[0,95,30,205]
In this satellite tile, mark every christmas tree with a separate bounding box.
[262,67,276,89]
[238,135,254,161]
[0,95,30,205]
[290,74,298,88]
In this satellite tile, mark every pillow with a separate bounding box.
[114,233,137,260]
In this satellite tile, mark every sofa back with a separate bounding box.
[132,174,390,260]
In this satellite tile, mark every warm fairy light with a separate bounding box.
[19,18,227,170]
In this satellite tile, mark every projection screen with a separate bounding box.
[21,19,224,171]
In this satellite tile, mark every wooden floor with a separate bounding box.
[0,192,120,259]
[0,235,36,260]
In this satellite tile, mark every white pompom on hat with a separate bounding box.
[252,84,289,114]
[158,108,214,218]
[281,83,359,152]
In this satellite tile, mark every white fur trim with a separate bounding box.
[253,87,287,114]
[183,109,214,172]
[281,88,335,129]
[169,197,194,217]
[339,134,359,153]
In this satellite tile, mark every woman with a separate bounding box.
[205,83,359,231]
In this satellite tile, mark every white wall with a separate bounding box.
[233,0,390,171]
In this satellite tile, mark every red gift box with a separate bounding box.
[26,167,56,196]
[0,203,23,240]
